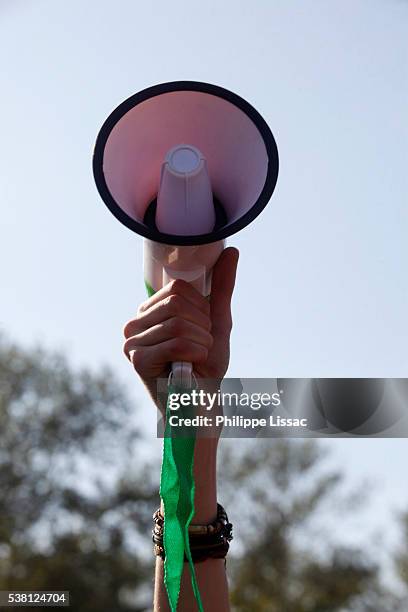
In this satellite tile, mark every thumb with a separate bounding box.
[210,247,239,336]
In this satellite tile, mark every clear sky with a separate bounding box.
[1,0,407,578]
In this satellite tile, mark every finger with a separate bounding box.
[123,318,213,356]
[128,338,209,370]
[210,247,239,336]
[138,279,210,316]
[123,294,211,339]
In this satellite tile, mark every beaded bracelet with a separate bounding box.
[153,503,233,563]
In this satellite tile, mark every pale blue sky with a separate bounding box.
[1,0,407,576]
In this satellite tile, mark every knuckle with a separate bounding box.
[123,320,134,338]
[168,278,187,294]
[166,294,183,316]
[123,319,140,338]
[123,323,130,339]
[137,303,147,315]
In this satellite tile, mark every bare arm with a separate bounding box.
[123,248,239,611]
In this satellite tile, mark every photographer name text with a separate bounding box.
[168,414,308,429]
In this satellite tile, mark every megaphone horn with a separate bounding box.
[93,81,279,386]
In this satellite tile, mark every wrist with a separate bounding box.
[191,437,218,523]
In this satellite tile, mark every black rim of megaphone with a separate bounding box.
[93,80,279,246]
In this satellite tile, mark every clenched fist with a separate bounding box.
[123,247,239,402]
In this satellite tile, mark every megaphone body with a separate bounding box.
[93,81,279,386]
[144,141,224,298]
[144,143,225,383]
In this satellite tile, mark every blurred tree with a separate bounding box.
[395,511,408,605]
[0,334,157,611]
[0,335,403,611]
[219,439,401,611]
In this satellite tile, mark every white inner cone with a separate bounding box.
[156,144,216,236]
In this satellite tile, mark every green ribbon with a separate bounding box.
[160,387,203,611]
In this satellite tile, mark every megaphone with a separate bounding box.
[93,81,279,386]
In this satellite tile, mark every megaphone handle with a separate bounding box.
[163,266,206,389]
[171,361,194,388]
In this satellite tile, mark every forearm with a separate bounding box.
[153,437,230,611]
[154,557,229,612]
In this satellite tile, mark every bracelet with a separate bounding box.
[152,503,233,563]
